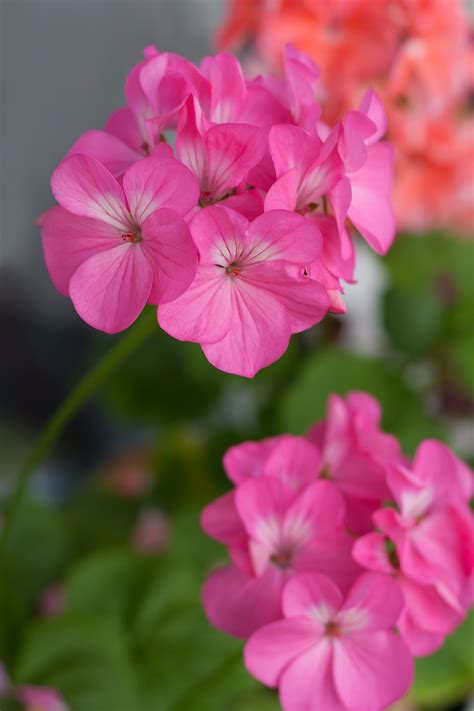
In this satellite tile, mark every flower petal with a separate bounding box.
[202,564,284,638]
[205,123,266,197]
[262,435,321,489]
[69,243,152,333]
[339,572,404,633]
[282,573,343,619]
[158,265,232,344]
[66,129,141,178]
[244,617,318,687]
[141,208,197,304]
[51,154,129,229]
[333,631,413,711]
[235,476,294,544]
[201,278,291,377]
[279,638,341,711]
[123,156,199,223]
[38,207,118,295]
[200,491,245,546]
[247,209,322,264]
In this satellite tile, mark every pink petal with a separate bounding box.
[235,477,294,543]
[411,439,470,504]
[248,209,322,264]
[51,154,129,229]
[69,243,152,333]
[188,204,249,263]
[340,573,404,632]
[201,279,291,377]
[158,265,232,344]
[279,638,341,711]
[38,207,118,295]
[358,89,387,144]
[264,168,299,211]
[268,124,322,178]
[176,97,207,186]
[284,481,345,541]
[352,532,395,575]
[333,631,413,711]
[397,610,445,656]
[244,617,318,687]
[282,573,343,619]
[223,436,286,484]
[262,435,321,489]
[206,52,247,123]
[243,261,329,334]
[200,491,245,545]
[66,129,141,178]
[141,208,197,304]
[106,107,144,152]
[296,531,362,595]
[222,188,264,220]
[205,123,265,196]
[348,143,395,255]
[123,156,199,223]
[202,564,284,638]
[399,577,465,637]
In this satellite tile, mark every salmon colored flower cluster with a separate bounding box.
[218,0,474,236]
[201,392,473,711]
[39,45,395,376]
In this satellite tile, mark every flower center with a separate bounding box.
[325,621,341,638]
[121,228,142,244]
[225,262,242,278]
[270,548,293,570]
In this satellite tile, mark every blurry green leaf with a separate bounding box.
[382,286,444,358]
[14,615,138,711]
[65,550,154,626]
[411,612,474,708]
[280,347,444,452]
[5,500,68,604]
[450,335,474,396]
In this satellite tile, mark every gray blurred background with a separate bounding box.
[1,0,224,322]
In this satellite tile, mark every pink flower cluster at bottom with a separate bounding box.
[201,392,473,711]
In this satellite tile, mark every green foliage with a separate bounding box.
[279,347,444,452]
[411,613,474,708]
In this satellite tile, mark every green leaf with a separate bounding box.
[411,612,474,708]
[450,334,474,396]
[14,615,139,711]
[382,286,444,358]
[280,347,444,452]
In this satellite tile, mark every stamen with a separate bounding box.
[226,262,242,277]
[121,229,142,244]
[270,550,293,570]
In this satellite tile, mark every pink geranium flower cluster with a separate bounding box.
[201,392,474,711]
[39,45,395,376]
[217,0,474,236]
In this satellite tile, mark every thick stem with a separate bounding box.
[0,309,157,555]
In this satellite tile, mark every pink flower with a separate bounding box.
[308,392,401,533]
[175,96,266,217]
[353,530,468,656]
[202,476,358,638]
[39,153,199,333]
[158,206,329,376]
[17,686,69,711]
[244,572,413,711]
[38,583,65,618]
[131,508,170,554]
[353,439,473,655]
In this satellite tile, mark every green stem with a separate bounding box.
[0,309,157,554]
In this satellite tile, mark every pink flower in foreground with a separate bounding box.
[245,572,413,711]
[308,392,401,533]
[202,476,358,638]
[159,205,329,376]
[354,439,473,655]
[17,686,69,711]
[39,153,199,333]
